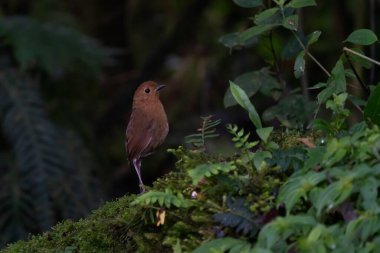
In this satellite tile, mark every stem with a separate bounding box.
[370,0,376,84]
[292,30,331,77]
[343,47,380,66]
[279,5,331,78]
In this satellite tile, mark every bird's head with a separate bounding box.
[132,81,166,105]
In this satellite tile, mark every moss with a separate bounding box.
[1,140,300,253]
[2,195,141,253]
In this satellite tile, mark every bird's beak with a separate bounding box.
[156,84,166,92]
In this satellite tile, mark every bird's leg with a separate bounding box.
[133,158,145,193]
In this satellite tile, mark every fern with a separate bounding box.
[185,115,221,151]
[192,237,259,253]
[213,198,259,237]
[0,16,107,76]
[188,162,236,185]
[0,161,32,247]
[0,71,101,246]
[131,189,193,208]
[227,124,259,151]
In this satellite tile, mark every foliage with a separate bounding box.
[132,189,193,208]
[0,13,107,247]
[185,115,221,151]
[0,16,107,76]
[0,71,102,247]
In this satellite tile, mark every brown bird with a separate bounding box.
[126,81,169,192]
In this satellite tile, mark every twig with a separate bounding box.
[343,47,380,66]
[370,0,376,84]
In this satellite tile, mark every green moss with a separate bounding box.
[1,142,295,253]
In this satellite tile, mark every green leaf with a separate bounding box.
[254,7,280,25]
[193,237,254,253]
[131,190,192,208]
[240,24,278,42]
[364,84,380,126]
[287,0,317,8]
[229,81,263,128]
[232,0,263,8]
[256,127,273,143]
[307,30,322,46]
[252,151,272,171]
[0,17,107,76]
[224,69,281,108]
[303,146,326,170]
[294,51,305,78]
[219,32,258,49]
[344,29,378,45]
[278,171,325,214]
[315,178,353,216]
[282,15,299,31]
[331,59,346,92]
[188,162,236,185]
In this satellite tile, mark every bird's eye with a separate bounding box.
[144,88,150,93]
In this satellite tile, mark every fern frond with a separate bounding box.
[0,160,33,247]
[188,162,236,185]
[213,198,259,236]
[131,189,193,208]
[0,71,102,245]
[0,72,59,230]
[227,124,259,151]
[185,115,221,151]
[0,17,108,76]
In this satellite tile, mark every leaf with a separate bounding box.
[278,171,325,214]
[229,81,263,128]
[193,237,254,253]
[131,190,192,208]
[188,162,236,185]
[344,29,378,45]
[258,215,316,248]
[219,32,258,49]
[254,7,280,25]
[294,51,305,78]
[252,151,272,171]
[360,177,379,211]
[317,85,335,104]
[331,59,346,93]
[307,30,322,46]
[232,0,263,8]
[213,198,258,236]
[314,178,353,216]
[364,84,380,126]
[0,17,107,76]
[303,146,326,170]
[224,69,281,107]
[240,24,278,43]
[256,127,273,143]
[287,0,317,8]
[282,15,299,31]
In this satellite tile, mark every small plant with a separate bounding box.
[185,115,221,151]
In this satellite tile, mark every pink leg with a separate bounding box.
[133,159,145,193]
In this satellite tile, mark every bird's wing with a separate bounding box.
[126,108,154,161]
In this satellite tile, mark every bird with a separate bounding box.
[125,81,169,193]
